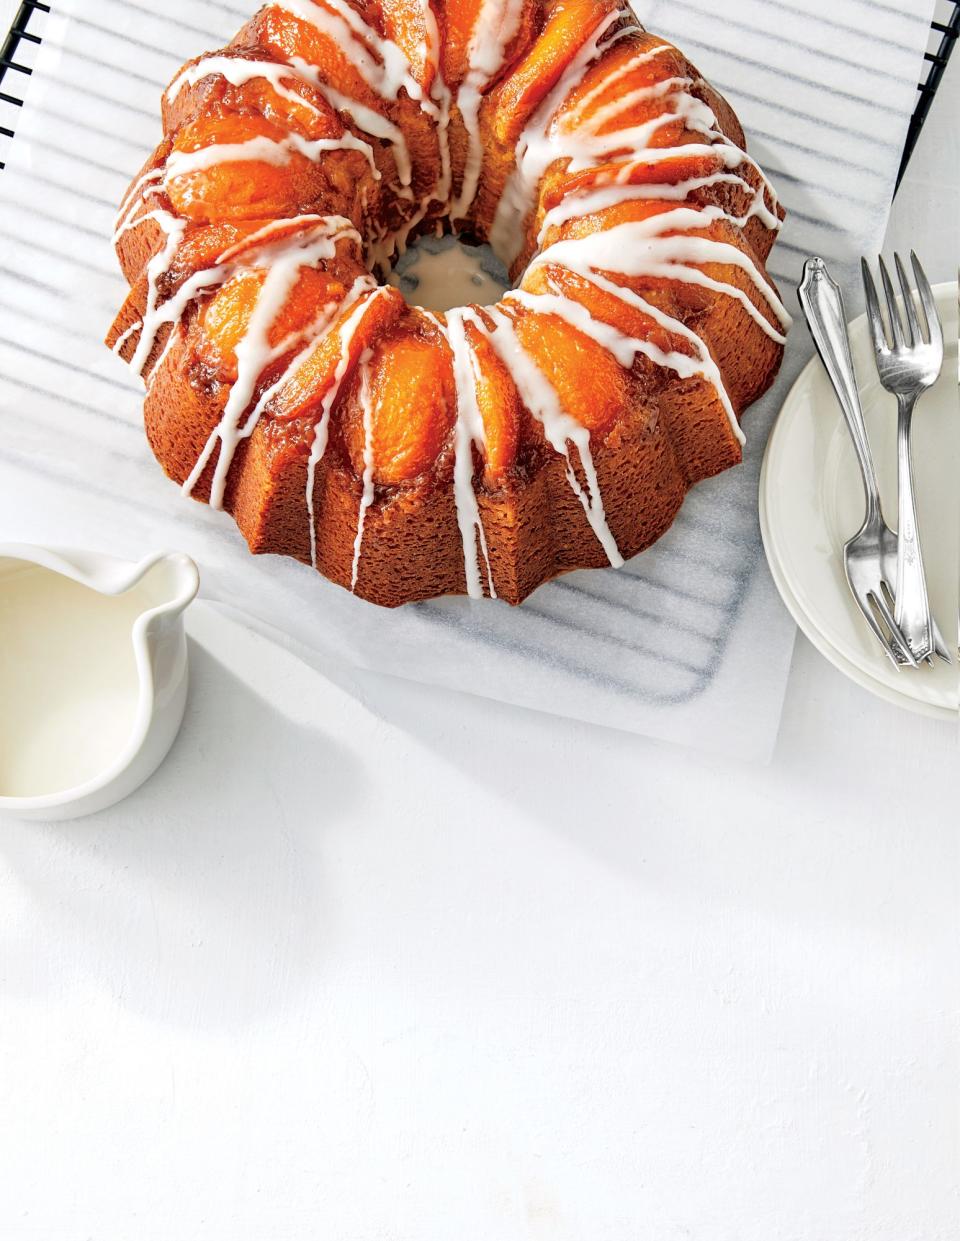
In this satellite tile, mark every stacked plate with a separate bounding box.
[761,282,959,720]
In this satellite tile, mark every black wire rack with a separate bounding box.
[0,0,49,170]
[898,0,960,188]
[0,0,958,182]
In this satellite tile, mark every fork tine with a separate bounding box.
[859,590,912,668]
[861,259,889,355]
[878,256,905,348]
[870,588,920,668]
[894,253,921,346]
[856,589,900,667]
[911,250,943,354]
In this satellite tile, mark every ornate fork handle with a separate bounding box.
[799,259,882,524]
[894,391,934,660]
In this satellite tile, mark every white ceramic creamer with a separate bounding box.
[0,546,199,820]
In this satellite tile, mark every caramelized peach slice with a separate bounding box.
[436,0,480,87]
[166,108,324,223]
[512,306,627,433]
[343,328,455,485]
[254,4,385,112]
[171,218,337,283]
[435,0,537,89]
[463,322,522,483]
[269,286,406,422]
[544,195,693,244]
[175,221,272,273]
[271,269,348,342]
[198,268,348,377]
[121,218,287,301]
[163,53,341,139]
[238,79,338,140]
[171,107,281,155]
[234,57,343,134]
[523,262,685,360]
[380,0,437,96]
[198,270,262,374]
[535,198,733,320]
[214,215,359,266]
[491,0,621,144]
[541,150,727,212]
[562,37,684,128]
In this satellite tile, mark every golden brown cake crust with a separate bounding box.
[106,1,788,608]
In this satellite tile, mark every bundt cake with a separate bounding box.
[107,0,789,608]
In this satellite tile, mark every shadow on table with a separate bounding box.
[350,662,955,942]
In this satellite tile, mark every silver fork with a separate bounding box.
[861,252,946,665]
[799,259,919,668]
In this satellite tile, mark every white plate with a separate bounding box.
[760,281,959,721]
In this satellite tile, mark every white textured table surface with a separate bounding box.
[0,4,958,1238]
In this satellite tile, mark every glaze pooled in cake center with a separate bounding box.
[387,234,509,313]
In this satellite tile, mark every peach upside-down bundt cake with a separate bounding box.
[107,0,789,608]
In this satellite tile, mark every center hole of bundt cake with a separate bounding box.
[386,234,510,313]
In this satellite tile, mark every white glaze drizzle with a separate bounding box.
[192,274,376,505]
[129,210,191,376]
[167,47,411,191]
[349,355,376,590]
[215,213,332,261]
[481,306,624,567]
[450,0,526,222]
[536,171,777,243]
[164,129,378,181]
[304,285,391,568]
[592,126,782,224]
[358,2,455,274]
[113,168,164,243]
[506,287,686,374]
[569,42,672,116]
[129,211,361,380]
[181,215,362,507]
[579,73,694,133]
[532,210,790,343]
[490,22,783,278]
[490,8,624,264]
[167,53,326,119]
[146,321,180,393]
[560,96,717,177]
[528,263,743,443]
[117,166,163,216]
[418,0,452,208]
[425,308,496,599]
[599,139,749,185]
[111,319,143,355]
[277,0,419,102]
[291,58,414,190]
